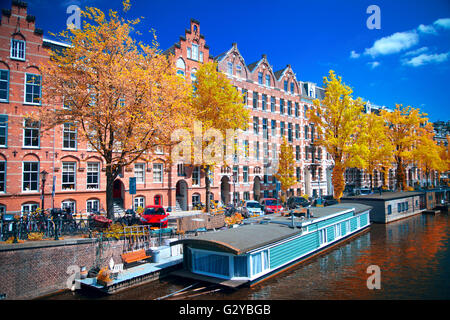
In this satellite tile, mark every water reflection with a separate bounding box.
[45,214,449,300]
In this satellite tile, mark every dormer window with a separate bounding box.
[11,39,26,61]
[258,72,263,85]
[265,74,270,86]
[290,82,294,94]
[284,80,288,91]
[236,65,242,78]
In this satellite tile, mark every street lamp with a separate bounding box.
[40,169,48,210]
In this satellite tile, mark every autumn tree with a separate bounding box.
[274,137,296,204]
[37,4,191,218]
[307,70,366,201]
[189,61,250,211]
[413,123,446,188]
[359,112,394,190]
[380,104,429,191]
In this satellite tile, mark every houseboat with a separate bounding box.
[171,203,372,288]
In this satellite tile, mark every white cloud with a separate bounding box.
[417,24,437,34]
[434,18,450,29]
[364,31,419,57]
[350,50,360,59]
[402,52,449,67]
[403,47,429,56]
[368,61,380,69]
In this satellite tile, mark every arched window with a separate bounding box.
[86,198,100,213]
[61,200,76,214]
[22,202,38,214]
[192,193,201,206]
[134,196,145,210]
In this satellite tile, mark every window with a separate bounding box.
[236,65,242,78]
[199,51,203,62]
[153,163,163,183]
[251,250,269,276]
[295,124,300,139]
[11,39,26,60]
[387,204,392,215]
[61,200,76,214]
[334,223,342,238]
[304,125,309,139]
[253,117,259,134]
[191,44,199,60]
[192,193,201,206]
[255,141,260,160]
[284,80,288,91]
[258,72,263,84]
[272,143,277,159]
[22,203,38,214]
[263,142,269,158]
[177,70,185,76]
[262,94,267,111]
[192,166,200,186]
[244,140,249,158]
[62,162,76,190]
[0,69,9,102]
[63,123,77,150]
[227,61,233,75]
[287,101,292,116]
[233,166,239,183]
[87,162,100,190]
[265,74,270,86]
[295,103,299,117]
[242,88,247,105]
[192,250,230,277]
[23,119,40,147]
[24,73,41,105]
[262,118,268,139]
[280,122,285,136]
[86,199,99,213]
[280,99,284,114]
[134,196,145,210]
[22,161,39,192]
[253,91,258,109]
[270,96,276,112]
[296,145,300,161]
[134,163,145,184]
[319,228,327,245]
[154,195,162,206]
[243,191,250,201]
[177,163,186,176]
[290,82,294,94]
[296,167,301,181]
[271,120,276,136]
[187,47,191,59]
[0,115,7,147]
[288,123,293,142]
[0,161,5,192]
[243,166,249,183]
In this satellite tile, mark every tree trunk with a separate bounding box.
[369,172,373,192]
[205,165,211,213]
[332,162,345,202]
[105,164,117,220]
[396,159,406,191]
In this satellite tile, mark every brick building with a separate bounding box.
[0,1,334,216]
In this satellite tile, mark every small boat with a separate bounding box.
[171,203,372,288]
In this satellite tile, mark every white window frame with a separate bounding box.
[134,163,145,184]
[187,47,191,59]
[0,160,6,193]
[62,161,76,191]
[236,65,242,78]
[86,162,100,190]
[10,39,26,61]
[318,228,327,246]
[61,200,76,214]
[192,166,200,186]
[24,73,41,105]
[62,123,77,150]
[134,196,145,210]
[22,203,38,215]
[23,119,40,148]
[22,161,39,192]
[153,163,163,183]
[227,62,233,75]
[0,115,7,147]
[86,199,100,213]
[191,43,199,61]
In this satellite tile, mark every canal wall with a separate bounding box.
[0,238,126,300]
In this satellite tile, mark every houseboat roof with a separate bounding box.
[174,204,372,255]
[341,191,424,201]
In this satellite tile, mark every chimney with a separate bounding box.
[232,42,237,48]
[262,54,267,59]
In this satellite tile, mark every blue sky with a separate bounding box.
[5,0,450,121]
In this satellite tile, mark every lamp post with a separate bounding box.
[40,170,48,211]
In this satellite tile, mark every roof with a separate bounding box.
[341,191,424,201]
[174,204,371,254]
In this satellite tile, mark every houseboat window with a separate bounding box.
[346,220,351,234]
[334,223,342,238]
[387,205,392,215]
[319,229,327,245]
[233,255,248,277]
[192,251,230,277]
[251,250,269,275]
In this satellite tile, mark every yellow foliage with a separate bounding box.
[274,137,296,196]
[96,267,112,285]
[225,213,244,226]
[27,232,44,241]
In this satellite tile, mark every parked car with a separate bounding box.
[321,195,339,206]
[260,198,283,214]
[355,188,372,196]
[242,200,263,217]
[140,205,170,228]
[287,196,311,209]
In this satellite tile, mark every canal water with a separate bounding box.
[46,213,450,300]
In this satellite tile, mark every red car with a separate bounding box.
[140,205,170,228]
[260,198,283,214]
